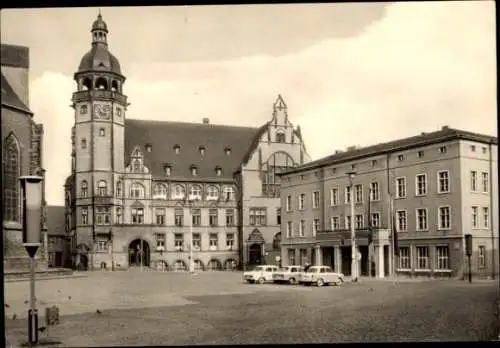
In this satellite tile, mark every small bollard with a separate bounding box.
[45,305,60,326]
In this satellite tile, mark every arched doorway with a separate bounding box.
[249,244,263,265]
[128,239,150,267]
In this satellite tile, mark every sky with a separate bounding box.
[1,2,497,206]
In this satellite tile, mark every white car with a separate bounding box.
[243,265,279,284]
[272,266,304,284]
[300,266,344,287]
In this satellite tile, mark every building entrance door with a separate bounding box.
[129,239,150,267]
[248,243,262,265]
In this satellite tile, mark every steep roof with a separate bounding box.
[124,119,260,180]
[1,73,32,114]
[283,126,498,175]
[46,206,66,236]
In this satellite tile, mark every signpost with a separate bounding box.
[20,175,44,347]
[465,234,473,283]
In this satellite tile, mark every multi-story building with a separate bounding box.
[46,206,72,268]
[64,13,310,271]
[280,126,498,279]
[2,43,48,269]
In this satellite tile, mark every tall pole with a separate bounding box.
[347,172,357,282]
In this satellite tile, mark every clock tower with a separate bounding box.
[71,12,127,258]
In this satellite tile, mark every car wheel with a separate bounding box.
[334,279,341,286]
[316,278,325,287]
[257,277,265,284]
[288,277,296,285]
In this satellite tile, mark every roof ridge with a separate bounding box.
[125,118,260,130]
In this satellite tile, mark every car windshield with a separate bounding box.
[279,267,290,271]
[306,268,319,273]
[254,266,265,271]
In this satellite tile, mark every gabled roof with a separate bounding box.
[124,119,260,180]
[46,206,66,236]
[283,126,498,175]
[1,73,32,114]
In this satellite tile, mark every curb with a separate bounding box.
[4,273,88,283]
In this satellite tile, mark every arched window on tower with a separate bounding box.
[98,180,107,196]
[81,180,88,198]
[261,152,295,198]
[81,77,92,91]
[276,132,286,143]
[111,80,119,92]
[95,77,108,90]
[3,134,20,222]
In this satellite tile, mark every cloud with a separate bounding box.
[28,1,496,205]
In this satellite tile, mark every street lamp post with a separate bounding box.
[20,175,44,346]
[346,171,358,282]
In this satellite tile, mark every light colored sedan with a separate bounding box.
[243,265,279,284]
[272,266,304,284]
[300,266,345,287]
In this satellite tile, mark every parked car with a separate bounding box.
[300,266,344,287]
[243,265,279,284]
[273,266,304,284]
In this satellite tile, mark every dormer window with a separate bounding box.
[199,146,205,156]
[225,147,231,156]
[146,144,152,153]
[215,166,222,176]
[164,164,171,176]
[191,165,198,176]
[174,145,180,155]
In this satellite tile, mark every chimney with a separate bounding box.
[202,118,210,125]
[335,150,342,155]
[347,145,357,151]
[442,125,449,130]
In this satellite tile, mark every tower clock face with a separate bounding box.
[93,104,111,120]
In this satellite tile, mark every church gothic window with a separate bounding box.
[261,152,295,198]
[3,134,20,222]
[276,132,286,143]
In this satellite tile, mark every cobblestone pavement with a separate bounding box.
[4,272,499,346]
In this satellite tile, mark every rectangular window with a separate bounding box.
[417,151,424,158]
[226,233,235,249]
[416,208,428,231]
[370,213,380,228]
[131,208,144,224]
[209,208,218,227]
[437,170,450,193]
[345,186,352,203]
[209,233,218,249]
[298,193,306,210]
[96,235,108,252]
[438,206,451,230]
[288,249,296,266]
[355,214,363,229]
[155,233,165,248]
[478,246,486,268]
[99,128,105,137]
[226,209,235,226]
[312,219,320,236]
[396,177,406,198]
[192,208,201,227]
[174,234,184,250]
[415,174,427,196]
[286,221,293,237]
[81,207,88,225]
[472,206,478,228]
[286,195,292,211]
[80,105,88,114]
[155,208,165,225]
[439,146,447,154]
[397,210,407,232]
[482,172,489,193]
[345,216,352,230]
[330,187,339,206]
[397,154,404,161]
[436,246,450,270]
[116,207,122,224]
[299,220,305,237]
[483,207,489,228]
[96,206,111,225]
[192,233,201,249]
[355,184,363,203]
[174,208,183,227]
[470,171,478,191]
[331,216,340,231]
[416,246,429,270]
[470,145,476,152]
[249,207,267,226]
[370,182,380,201]
[398,247,411,269]
[275,208,281,225]
[312,191,320,209]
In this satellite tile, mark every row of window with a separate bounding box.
[285,170,491,212]
[78,180,236,201]
[398,245,488,270]
[94,232,236,252]
[81,207,237,226]
[284,206,455,237]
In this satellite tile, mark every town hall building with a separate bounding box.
[64,14,311,271]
